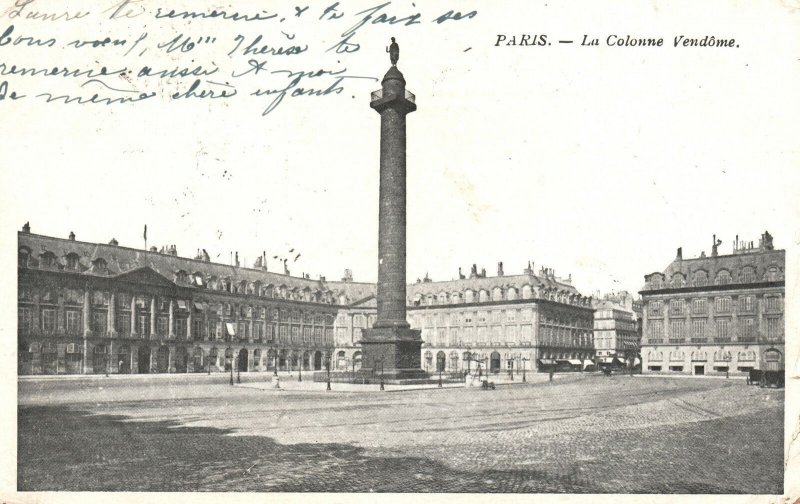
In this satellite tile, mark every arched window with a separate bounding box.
[18,247,30,267]
[716,270,731,285]
[650,274,663,289]
[766,266,779,282]
[65,253,80,270]
[693,270,708,287]
[740,266,755,283]
[39,251,57,268]
[521,285,532,299]
[671,273,685,288]
[506,287,517,301]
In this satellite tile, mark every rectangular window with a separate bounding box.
[739,295,755,312]
[715,297,731,314]
[765,297,781,312]
[692,298,706,314]
[138,315,149,336]
[175,318,186,339]
[18,307,33,334]
[117,315,131,335]
[91,311,107,335]
[506,310,516,322]
[649,301,662,317]
[41,309,57,333]
[765,317,782,340]
[157,316,168,337]
[692,319,706,340]
[506,325,517,342]
[648,320,663,340]
[192,319,204,340]
[670,320,684,340]
[740,318,754,341]
[266,324,274,341]
[291,326,299,342]
[715,319,729,340]
[65,310,81,335]
[670,299,684,316]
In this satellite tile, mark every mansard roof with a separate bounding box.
[407,273,580,297]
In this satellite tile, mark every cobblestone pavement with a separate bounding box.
[18,374,784,493]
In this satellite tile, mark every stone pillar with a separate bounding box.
[167,345,175,373]
[360,62,423,379]
[83,289,91,337]
[130,295,137,337]
[168,299,175,339]
[187,307,193,342]
[108,292,116,337]
[150,296,157,340]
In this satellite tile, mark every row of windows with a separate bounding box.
[648,317,782,341]
[20,288,336,325]
[410,285,591,307]
[18,307,335,344]
[649,295,781,317]
[408,308,535,328]
[419,325,536,346]
[649,265,782,289]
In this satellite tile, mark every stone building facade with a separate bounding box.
[640,232,785,376]
[592,291,643,367]
[17,229,595,376]
[17,228,374,375]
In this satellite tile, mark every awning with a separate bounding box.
[615,356,628,363]
[634,357,641,366]
[194,276,203,286]
[583,360,595,369]
[567,359,582,365]
[599,357,615,364]
[177,300,188,310]
[538,359,556,365]
[193,301,207,311]
[225,323,236,336]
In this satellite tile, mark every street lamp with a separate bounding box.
[509,359,514,381]
[273,354,278,377]
[298,353,303,382]
[326,359,332,391]
[229,357,234,385]
[522,357,528,383]
[438,361,443,388]
[237,355,241,384]
[380,357,385,391]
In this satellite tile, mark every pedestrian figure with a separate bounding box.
[549,369,554,383]
[118,360,124,374]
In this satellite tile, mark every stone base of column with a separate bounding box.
[359,327,426,379]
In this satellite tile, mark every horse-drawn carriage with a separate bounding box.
[747,348,784,388]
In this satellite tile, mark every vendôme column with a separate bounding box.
[359,39,425,379]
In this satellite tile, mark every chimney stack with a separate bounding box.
[22,222,30,233]
[676,247,682,260]
[497,261,504,277]
[69,231,75,241]
[235,251,239,267]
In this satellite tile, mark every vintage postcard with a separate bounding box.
[0,0,798,502]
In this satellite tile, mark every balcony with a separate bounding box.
[690,338,708,344]
[668,338,685,344]
[646,339,663,344]
[713,337,731,343]
[370,89,416,103]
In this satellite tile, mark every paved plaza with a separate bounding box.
[18,373,784,493]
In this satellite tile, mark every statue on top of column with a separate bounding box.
[387,37,399,66]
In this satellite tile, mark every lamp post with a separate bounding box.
[522,357,528,383]
[380,357,385,391]
[273,354,278,377]
[298,353,303,382]
[237,354,241,384]
[326,359,332,391]
[509,359,514,381]
[105,352,109,377]
[438,362,443,388]
[229,357,234,385]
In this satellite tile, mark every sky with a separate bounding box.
[2,0,799,297]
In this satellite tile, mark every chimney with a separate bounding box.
[320,275,326,282]
[497,261,504,277]
[109,238,119,246]
[342,269,353,282]
[68,231,75,241]
[202,249,210,262]
[676,247,682,260]
[235,251,240,267]
[169,245,178,256]
[150,246,157,252]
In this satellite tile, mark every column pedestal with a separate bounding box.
[360,327,426,379]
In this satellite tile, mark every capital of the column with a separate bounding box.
[370,67,416,114]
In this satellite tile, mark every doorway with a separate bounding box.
[694,365,705,376]
[138,346,151,373]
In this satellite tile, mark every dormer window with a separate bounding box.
[39,252,56,268]
[65,253,80,270]
[18,248,30,267]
